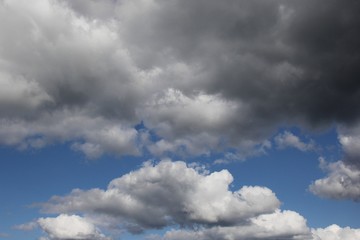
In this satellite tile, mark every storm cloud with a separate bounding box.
[2,1,360,239]
[0,0,360,158]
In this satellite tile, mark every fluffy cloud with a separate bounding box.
[41,161,280,232]
[310,124,360,201]
[15,160,358,239]
[0,109,140,157]
[310,159,360,201]
[161,210,310,240]
[1,0,360,159]
[37,160,312,239]
[151,223,360,240]
[37,214,110,240]
[338,125,360,166]
[312,224,360,240]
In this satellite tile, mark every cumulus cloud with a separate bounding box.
[150,223,360,240]
[13,160,357,239]
[37,214,110,240]
[338,125,360,166]
[310,158,360,201]
[312,224,360,240]
[0,0,359,159]
[310,124,360,201]
[36,160,313,238]
[161,210,310,240]
[41,161,280,232]
[0,72,52,118]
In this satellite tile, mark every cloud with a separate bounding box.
[312,224,360,240]
[310,124,360,201]
[37,214,110,240]
[274,131,316,152]
[16,160,358,239]
[161,210,310,240]
[338,125,360,167]
[41,160,280,232]
[0,0,359,159]
[0,232,9,238]
[0,109,140,157]
[310,158,360,201]
[145,223,360,240]
[0,71,52,118]
[14,221,38,231]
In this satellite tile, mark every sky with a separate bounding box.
[0,0,360,239]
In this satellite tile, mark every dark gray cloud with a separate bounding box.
[204,0,360,128]
[0,0,360,162]
[282,0,360,125]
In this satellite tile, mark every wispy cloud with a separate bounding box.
[274,131,316,152]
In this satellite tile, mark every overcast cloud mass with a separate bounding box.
[1,0,360,239]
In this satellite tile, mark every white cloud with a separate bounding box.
[274,131,315,152]
[0,0,143,156]
[72,142,104,159]
[310,159,360,201]
[214,140,272,164]
[312,224,360,240]
[0,110,140,157]
[310,124,360,201]
[338,126,360,162]
[161,210,310,240]
[142,88,257,156]
[144,88,241,137]
[14,221,38,231]
[151,223,360,240]
[41,160,280,232]
[17,160,359,239]
[37,214,110,240]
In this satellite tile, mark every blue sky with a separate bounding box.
[1,0,360,239]
[1,126,359,239]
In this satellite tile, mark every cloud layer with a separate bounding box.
[2,0,360,238]
[23,160,359,239]
[1,0,360,161]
